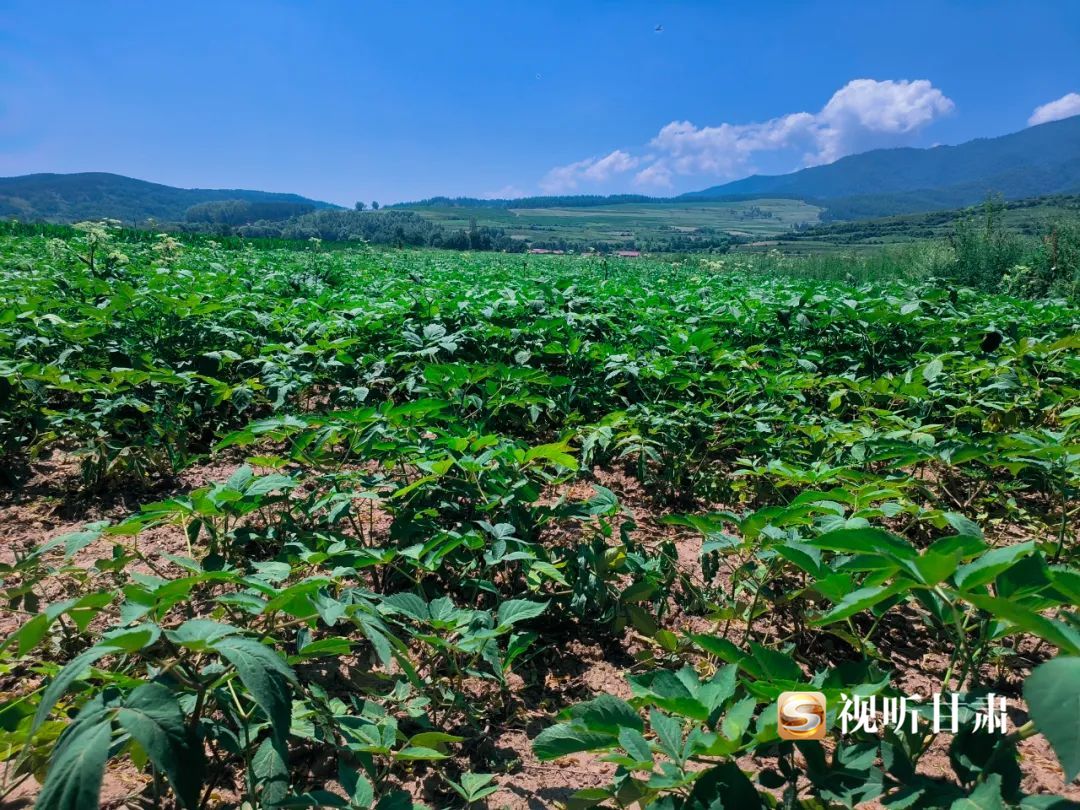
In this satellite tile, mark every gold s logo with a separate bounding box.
[778,691,827,740]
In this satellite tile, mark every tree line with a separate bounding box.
[173,207,736,254]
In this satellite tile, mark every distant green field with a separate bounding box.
[406,194,1080,255]
[408,198,822,247]
[757,194,1080,254]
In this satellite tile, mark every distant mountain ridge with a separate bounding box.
[400,117,1080,220]
[681,115,1080,217]
[5,116,1080,224]
[0,172,339,224]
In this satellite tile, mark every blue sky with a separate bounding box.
[3,1,1079,204]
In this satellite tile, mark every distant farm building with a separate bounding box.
[615,250,641,258]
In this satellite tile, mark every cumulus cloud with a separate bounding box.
[1028,92,1080,126]
[813,79,955,162]
[648,79,954,180]
[541,79,954,192]
[540,149,639,193]
[634,161,673,188]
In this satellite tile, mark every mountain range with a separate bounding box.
[0,172,338,225]
[2,115,1079,224]
[681,114,1080,219]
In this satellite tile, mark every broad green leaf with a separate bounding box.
[32,646,114,733]
[407,731,464,748]
[339,766,374,806]
[279,792,349,808]
[810,527,917,561]
[812,582,905,626]
[747,642,805,683]
[226,465,254,490]
[941,512,984,540]
[456,772,498,801]
[496,599,548,627]
[244,473,298,497]
[619,581,656,603]
[380,592,429,621]
[700,664,739,715]
[923,357,943,382]
[721,696,757,741]
[617,727,653,766]
[774,542,823,576]
[901,549,960,586]
[98,623,161,652]
[949,773,1004,809]
[1024,657,1080,781]
[628,669,708,721]
[36,698,113,810]
[954,542,1035,590]
[650,709,683,763]
[166,619,238,650]
[929,532,987,560]
[394,746,449,761]
[295,637,352,658]
[962,594,1080,655]
[252,734,289,806]
[566,787,613,809]
[116,683,204,809]
[214,635,297,748]
[688,760,763,808]
[375,790,425,810]
[690,634,743,664]
[524,441,578,470]
[532,724,616,760]
[31,522,108,561]
[8,613,49,655]
[569,694,643,734]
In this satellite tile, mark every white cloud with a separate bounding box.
[540,149,639,193]
[582,149,639,181]
[1028,92,1080,126]
[541,79,954,192]
[812,79,955,162]
[648,79,954,180]
[648,113,819,178]
[634,161,673,188]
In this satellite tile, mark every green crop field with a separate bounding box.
[1,224,1078,808]
[407,198,822,247]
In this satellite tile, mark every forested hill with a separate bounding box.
[683,114,1080,214]
[0,172,339,225]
